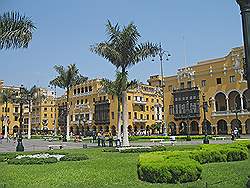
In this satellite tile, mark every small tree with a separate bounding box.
[50,64,87,141]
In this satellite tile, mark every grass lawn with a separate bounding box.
[0,145,249,188]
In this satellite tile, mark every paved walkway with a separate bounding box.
[0,135,249,153]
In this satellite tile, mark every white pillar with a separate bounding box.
[212,98,216,112]
[159,105,162,120]
[226,97,229,111]
[240,95,244,111]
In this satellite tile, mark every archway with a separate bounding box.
[190,121,199,135]
[111,125,116,136]
[133,125,137,134]
[243,89,250,111]
[215,92,227,111]
[168,122,176,136]
[146,125,150,136]
[231,119,242,134]
[202,120,212,135]
[1,126,9,135]
[179,122,187,135]
[228,91,241,110]
[217,119,227,135]
[245,119,250,134]
[105,125,109,133]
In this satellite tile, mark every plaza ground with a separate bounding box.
[0,136,250,188]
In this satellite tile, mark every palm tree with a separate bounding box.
[0,88,15,138]
[0,11,36,50]
[49,64,87,141]
[21,86,40,139]
[91,20,159,146]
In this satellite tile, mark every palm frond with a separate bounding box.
[0,11,36,50]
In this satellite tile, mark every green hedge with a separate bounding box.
[0,153,18,162]
[129,135,212,141]
[8,157,58,165]
[60,154,88,161]
[138,142,249,184]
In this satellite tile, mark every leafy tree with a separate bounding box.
[0,11,36,49]
[50,64,87,141]
[91,20,158,146]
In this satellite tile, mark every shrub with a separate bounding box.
[0,153,18,162]
[8,157,58,165]
[138,151,202,183]
[138,143,249,184]
[60,154,88,161]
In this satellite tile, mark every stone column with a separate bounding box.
[198,125,202,135]
[240,94,244,111]
[227,123,231,135]
[241,123,246,134]
[226,97,229,112]
[212,98,216,112]
[176,125,179,135]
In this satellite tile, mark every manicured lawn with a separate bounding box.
[0,145,249,188]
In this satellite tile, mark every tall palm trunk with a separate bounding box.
[117,97,122,141]
[4,102,8,138]
[66,88,70,141]
[27,101,32,139]
[122,91,129,146]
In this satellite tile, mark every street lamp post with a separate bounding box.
[49,84,57,136]
[236,0,250,89]
[152,43,170,135]
[16,85,25,152]
[202,93,209,144]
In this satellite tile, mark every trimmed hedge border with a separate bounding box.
[129,135,213,141]
[0,151,88,165]
[138,141,250,184]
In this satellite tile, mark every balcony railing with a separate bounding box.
[211,110,250,117]
[133,100,147,105]
[133,118,147,123]
[75,104,90,109]
[74,91,92,97]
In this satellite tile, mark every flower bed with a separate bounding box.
[1,151,88,165]
[138,141,250,184]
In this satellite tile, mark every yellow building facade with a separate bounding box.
[58,79,163,135]
[162,47,250,135]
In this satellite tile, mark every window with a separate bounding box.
[128,112,131,119]
[81,99,83,104]
[230,75,236,83]
[15,116,18,121]
[93,98,95,102]
[152,115,154,120]
[111,95,114,100]
[128,96,131,100]
[44,114,47,118]
[180,82,184,89]
[103,96,106,101]
[111,112,114,119]
[151,99,154,103]
[157,99,159,103]
[85,87,88,92]
[187,81,192,88]
[140,114,143,119]
[201,80,206,87]
[89,86,92,92]
[70,115,73,121]
[77,100,79,105]
[86,114,89,120]
[146,106,149,111]
[134,112,137,119]
[7,108,9,112]
[51,114,53,118]
[15,107,18,113]
[85,99,88,103]
[146,114,149,120]
[216,78,222,84]
[77,88,80,94]
[169,105,173,115]
[146,98,148,102]
[74,89,76,95]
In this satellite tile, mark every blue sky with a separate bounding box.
[0,0,243,94]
